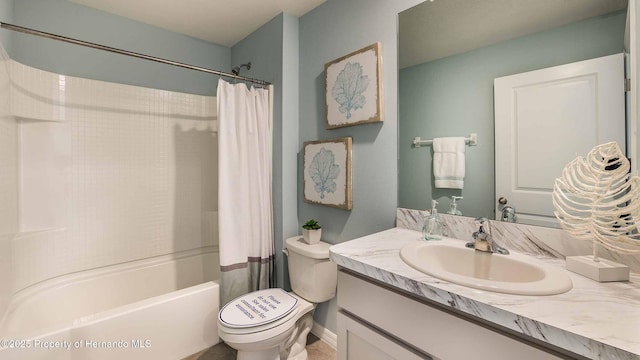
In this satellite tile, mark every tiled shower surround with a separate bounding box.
[0,50,17,321]
[6,59,218,296]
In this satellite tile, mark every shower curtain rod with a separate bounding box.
[0,22,272,86]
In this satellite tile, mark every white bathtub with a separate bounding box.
[0,248,220,360]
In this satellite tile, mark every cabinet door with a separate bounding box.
[337,311,431,360]
[338,271,569,360]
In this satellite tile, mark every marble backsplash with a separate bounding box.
[397,208,640,273]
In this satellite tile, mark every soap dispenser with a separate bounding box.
[423,200,444,240]
[447,196,463,215]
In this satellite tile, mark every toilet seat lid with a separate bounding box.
[219,288,298,328]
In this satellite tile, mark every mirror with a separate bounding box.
[398,0,628,226]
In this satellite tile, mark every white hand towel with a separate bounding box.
[433,137,465,189]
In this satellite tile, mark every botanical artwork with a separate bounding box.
[310,148,340,199]
[332,63,370,120]
[303,138,352,210]
[325,43,382,129]
[552,142,640,257]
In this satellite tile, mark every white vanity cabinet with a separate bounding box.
[336,270,573,360]
[337,312,427,360]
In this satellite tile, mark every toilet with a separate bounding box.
[218,236,337,360]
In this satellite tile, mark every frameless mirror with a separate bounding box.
[398,0,628,227]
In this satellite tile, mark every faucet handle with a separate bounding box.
[501,206,517,223]
[474,217,490,233]
[470,217,510,255]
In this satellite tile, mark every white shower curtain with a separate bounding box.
[217,79,275,305]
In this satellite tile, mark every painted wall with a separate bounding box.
[399,11,626,218]
[5,0,230,96]
[299,0,423,333]
[231,13,300,289]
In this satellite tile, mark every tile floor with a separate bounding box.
[182,333,336,360]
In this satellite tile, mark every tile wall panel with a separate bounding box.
[10,60,218,292]
[0,49,17,320]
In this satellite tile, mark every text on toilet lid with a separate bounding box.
[235,295,280,320]
[221,289,297,327]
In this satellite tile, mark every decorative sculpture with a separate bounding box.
[552,142,640,281]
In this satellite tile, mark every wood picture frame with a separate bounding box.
[303,137,353,210]
[325,42,383,129]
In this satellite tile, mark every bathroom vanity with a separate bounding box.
[329,228,640,360]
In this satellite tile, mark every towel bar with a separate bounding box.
[412,133,477,148]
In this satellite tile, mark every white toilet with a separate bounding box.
[218,236,337,360]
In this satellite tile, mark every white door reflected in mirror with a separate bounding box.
[494,54,625,227]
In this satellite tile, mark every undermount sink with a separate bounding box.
[400,239,572,296]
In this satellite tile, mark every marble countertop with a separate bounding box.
[329,227,640,360]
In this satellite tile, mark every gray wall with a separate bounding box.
[298,0,423,333]
[399,11,626,218]
[5,0,230,96]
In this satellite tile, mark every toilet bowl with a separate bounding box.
[218,237,337,360]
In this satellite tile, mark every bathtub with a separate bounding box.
[0,247,220,360]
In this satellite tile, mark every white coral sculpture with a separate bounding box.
[552,142,640,259]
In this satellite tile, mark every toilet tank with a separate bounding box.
[285,236,337,303]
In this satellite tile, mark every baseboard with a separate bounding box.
[311,321,337,349]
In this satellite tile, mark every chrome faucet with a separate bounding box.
[465,217,510,255]
[501,206,517,223]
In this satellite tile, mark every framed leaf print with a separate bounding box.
[303,137,353,210]
[325,42,383,129]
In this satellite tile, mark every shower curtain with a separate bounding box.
[217,79,275,305]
